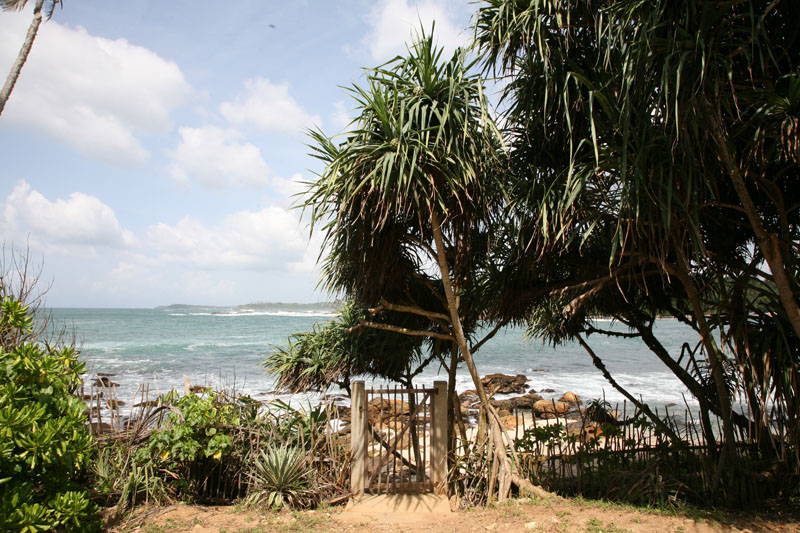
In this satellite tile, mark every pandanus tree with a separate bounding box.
[474,0,800,492]
[304,33,536,500]
[0,0,61,116]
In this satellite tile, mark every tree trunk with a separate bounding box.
[0,0,45,117]
[429,208,513,501]
[668,252,738,493]
[707,111,800,340]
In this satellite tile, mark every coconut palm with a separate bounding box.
[0,0,60,116]
[304,32,533,500]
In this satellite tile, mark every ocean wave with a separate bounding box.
[173,310,339,318]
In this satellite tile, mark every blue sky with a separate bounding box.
[0,1,475,307]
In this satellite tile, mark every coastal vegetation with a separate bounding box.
[0,278,97,530]
[279,0,799,508]
[0,0,798,528]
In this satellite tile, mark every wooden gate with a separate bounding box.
[350,381,447,497]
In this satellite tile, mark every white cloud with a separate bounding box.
[361,0,470,62]
[220,78,321,135]
[0,10,192,165]
[271,172,309,200]
[1,181,136,252]
[145,206,317,272]
[330,100,353,132]
[167,126,271,188]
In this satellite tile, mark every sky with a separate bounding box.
[0,0,476,308]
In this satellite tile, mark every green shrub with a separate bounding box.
[140,391,237,465]
[0,296,98,531]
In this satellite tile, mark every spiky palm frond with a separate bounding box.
[245,444,316,510]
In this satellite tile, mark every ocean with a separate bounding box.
[47,306,700,412]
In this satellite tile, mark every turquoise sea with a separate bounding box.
[48,306,701,412]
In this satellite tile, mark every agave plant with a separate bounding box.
[245,444,316,510]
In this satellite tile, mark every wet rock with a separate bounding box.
[88,422,113,435]
[509,393,544,409]
[93,377,119,387]
[533,399,572,416]
[490,398,514,411]
[106,399,125,409]
[558,392,582,405]
[540,388,556,393]
[481,373,529,395]
[458,390,480,408]
[96,372,116,377]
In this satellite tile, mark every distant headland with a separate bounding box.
[154,301,343,312]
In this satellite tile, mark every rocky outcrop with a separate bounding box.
[481,373,529,394]
[458,390,480,408]
[509,393,544,409]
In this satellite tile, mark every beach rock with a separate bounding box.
[333,405,351,422]
[96,372,116,377]
[88,422,113,435]
[509,393,544,409]
[93,377,119,388]
[106,399,125,409]
[490,398,514,411]
[500,414,519,429]
[566,420,603,439]
[481,373,529,395]
[497,409,512,418]
[558,392,582,405]
[533,399,572,416]
[459,390,480,408]
[540,388,556,393]
[367,398,410,423]
[189,385,211,394]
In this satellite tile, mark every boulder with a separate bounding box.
[367,398,411,424]
[532,399,572,416]
[490,398,514,411]
[481,373,529,395]
[566,420,603,439]
[509,393,544,409]
[93,377,119,387]
[500,415,519,429]
[458,390,480,408]
[558,392,582,405]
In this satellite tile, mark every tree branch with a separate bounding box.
[369,299,451,322]
[354,320,454,341]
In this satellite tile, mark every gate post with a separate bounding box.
[350,380,367,498]
[431,381,448,495]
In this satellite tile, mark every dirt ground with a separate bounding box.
[112,495,800,533]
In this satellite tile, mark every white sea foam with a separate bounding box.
[174,311,339,318]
